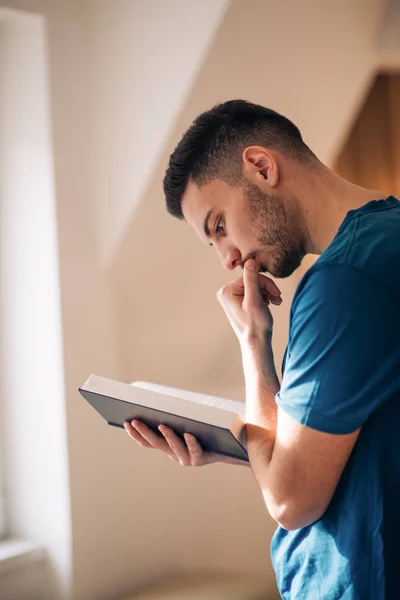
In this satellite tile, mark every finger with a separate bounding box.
[235,274,282,299]
[257,274,282,298]
[219,273,280,299]
[243,259,262,308]
[218,273,282,315]
[260,287,282,306]
[183,433,205,466]
[128,420,177,460]
[159,425,190,466]
[124,421,153,448]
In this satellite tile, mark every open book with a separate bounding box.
[78,375,248,462]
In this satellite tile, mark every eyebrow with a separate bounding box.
[203,208,214,239]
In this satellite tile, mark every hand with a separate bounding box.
[217,259,282,345]
[124,420,244,467]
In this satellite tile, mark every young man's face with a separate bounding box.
[181,178,304,279]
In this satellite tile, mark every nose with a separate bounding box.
[217,245,241,271]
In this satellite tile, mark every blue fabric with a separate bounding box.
[270,197,400,600]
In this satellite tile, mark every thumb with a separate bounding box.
[243,259,261,307]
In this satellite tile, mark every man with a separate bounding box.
[124,100,400,599]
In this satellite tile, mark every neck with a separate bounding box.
[293,165,387,255]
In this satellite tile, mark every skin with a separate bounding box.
[125,144,386,527]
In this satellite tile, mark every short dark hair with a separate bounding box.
[163,99,315,219]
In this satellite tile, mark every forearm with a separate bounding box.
[241,337,281,497]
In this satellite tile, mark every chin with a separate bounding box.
[274,257,302,279]
[257,250,299,278]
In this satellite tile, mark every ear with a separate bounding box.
[242,146,279,188]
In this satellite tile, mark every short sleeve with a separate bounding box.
[276,264,400,434]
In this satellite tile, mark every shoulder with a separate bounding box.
[292,263,381,313]
[303,197,400,301]
[288,263,399,354]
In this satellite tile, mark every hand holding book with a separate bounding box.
[124,419,249,467]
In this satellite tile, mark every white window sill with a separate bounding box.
[0,538,45,576]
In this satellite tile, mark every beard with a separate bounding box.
[244,182,305,279]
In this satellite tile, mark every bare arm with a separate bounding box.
[241,337,360,529]
[217,259,360,530]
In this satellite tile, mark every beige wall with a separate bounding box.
[1,1,399,599]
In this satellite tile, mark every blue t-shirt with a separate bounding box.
[270,196,400,600]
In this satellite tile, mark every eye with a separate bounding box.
[215,217,225,235]
[209,217,225,247]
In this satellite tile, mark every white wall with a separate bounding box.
[0,7,71,598]
[0,1,393,599]
[0,545,60,600]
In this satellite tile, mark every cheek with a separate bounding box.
[230,211,268,257]
[237,216,259,244]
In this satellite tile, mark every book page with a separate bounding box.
[130,381,245,419]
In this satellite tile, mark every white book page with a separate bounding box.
[130,381,245,419]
